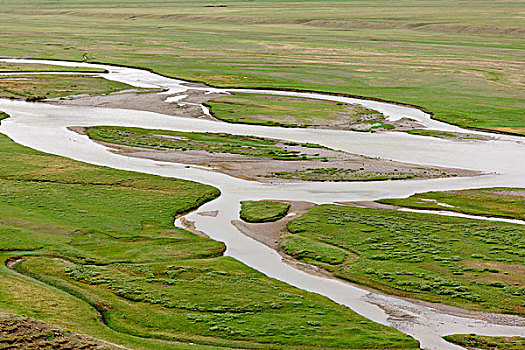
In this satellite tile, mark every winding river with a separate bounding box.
[0,58,524,350]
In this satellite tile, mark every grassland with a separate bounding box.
[378,188,525,220]
[0,61,106,73]
[85,126,327,161]
[282,204,525,315]
[0,0,522,135]
[444,334,525,349]
[0,128,418,349]
[205,93,393,131]
[240,200,291,223]
[0,74,132,101]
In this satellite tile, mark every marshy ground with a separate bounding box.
[79,125,479,183]
[237,192,525,317]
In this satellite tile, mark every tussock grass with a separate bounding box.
[379,188,525,220]
[285,204,525,315]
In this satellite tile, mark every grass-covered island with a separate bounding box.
[205,93,399,131]
[444,334,525,350]
[83,125,475,183]
[278,204,524,315]
[240,200,291,223]
[379,188,525,220]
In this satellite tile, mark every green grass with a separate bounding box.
[206,93,391,130]
[0,112,8,122]
[0,131,418,349]
[0,61,106,73]
[378,188,525,220]
[406,129,488,140]
[86,126,329,161]
[0,0,522,135]
[86,126,457,182]
[0,74,132,101]
[444,334,525,349]
[284,204,525,315]
[240,200,290,222]
[270,167,428,182]
[407,129,458,138]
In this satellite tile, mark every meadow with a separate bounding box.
[283,204,525,315]
[0,125,418,349]
[85,126,327,161]
[240,200,291,223]
[443,334,525,350]
[0,61,133,101]
[379,188,525,220]
[0,62,105,73]
[0,0,522,135]
[205,93,392,131]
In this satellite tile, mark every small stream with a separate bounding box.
[0,58,524,350]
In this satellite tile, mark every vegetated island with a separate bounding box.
[444,334,524,350]
[236,194,525,317]
[0,62,498,141]
[240,200,291,223]
[80,125,479,183]
[377,187,525,221]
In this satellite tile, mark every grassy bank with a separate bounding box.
[444,334,525,349]
[240,200,291,223]
[0,0,522,135]
[378,188,525,220]
[0,130,418,349]
[205,93,392,131]
[0,74,132,101]
[282,204,525,315]
[0,61,106,73]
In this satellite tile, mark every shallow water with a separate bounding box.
[0,58,524,350]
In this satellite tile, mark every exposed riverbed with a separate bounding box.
[0,58,524,350]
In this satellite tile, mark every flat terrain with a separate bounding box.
[0,71,132,101]
[0,0,522,135]
[379,188,525,220]
[205,93,403,131]
[280,204,525,315]
[240,200,291,223]
[0,62,106,73]
[83,125,477,182]
[0,123,418,349]
[444,334,525,349]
